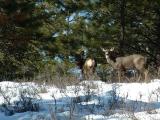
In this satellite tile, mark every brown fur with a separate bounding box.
[75,52,97,80]
[82,58,97,79]
[101,48,148,82]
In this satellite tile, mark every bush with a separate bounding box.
[0,84,40,116]
[96,64,116,82]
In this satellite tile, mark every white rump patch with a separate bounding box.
[86,59,94,67]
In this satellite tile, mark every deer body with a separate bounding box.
[83,58,97,79]
[101,48,148,82]
[113,55,146,70]
[75,52,97,80]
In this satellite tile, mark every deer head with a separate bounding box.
[101,47,114,58]
[101,47,118,65]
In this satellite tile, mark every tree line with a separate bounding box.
[0,0,160,80]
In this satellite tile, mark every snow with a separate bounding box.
[0,80,160,120]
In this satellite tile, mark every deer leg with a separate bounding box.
[137,70,142,82]
[137,69,148,82]
[89,68,93,79]
[122,69,129,82]
[86,70,89,80]
[124,71,130,82]
[86,68,92,80]
[118,70,121,83]
[133,70,137,80]
[83,69,87,80]
[138,68,148,82]
[144,69,149,82]
[87,69,91,80]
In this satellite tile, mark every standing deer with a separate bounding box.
[101,47,148,82]
[75,51,97,80]
[82,58,97,79]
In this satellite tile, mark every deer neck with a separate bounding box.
[105,56,116,67]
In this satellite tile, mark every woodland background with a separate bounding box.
[0,0,160,80]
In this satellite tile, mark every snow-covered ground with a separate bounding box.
[0,79,160,120]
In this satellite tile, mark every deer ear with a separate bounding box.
[110,47,114,51]
[100,47,105,52]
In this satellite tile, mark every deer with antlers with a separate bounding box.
[101,47,148,82]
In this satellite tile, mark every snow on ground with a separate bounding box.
[0,79,160,120]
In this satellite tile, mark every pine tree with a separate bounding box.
[0,0,61,79]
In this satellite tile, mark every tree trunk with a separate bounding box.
[119,0,126,55]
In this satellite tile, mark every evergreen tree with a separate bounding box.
[0,0,61,79]
[1,0,160,80]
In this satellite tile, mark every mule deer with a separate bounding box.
[75,51,97,80]
[101,47,148,82]
[82,58,97,79]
